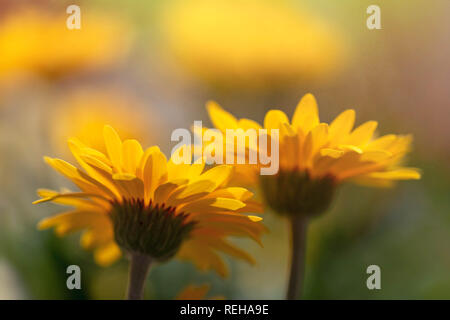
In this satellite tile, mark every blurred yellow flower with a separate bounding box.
[0,8,132,80]
[204,93,421,216]
[176,284,223,300]
[35,126,264,278]
[160,0,346,88]
[49,89,151,155]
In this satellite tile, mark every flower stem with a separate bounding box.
[127,253,152,300]
[286,215,309,300]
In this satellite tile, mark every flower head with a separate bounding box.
[204,93,421,216]
[0,8,131,81]
[35,126,264,277]
[160,0,347,88]
[49,89,152,155]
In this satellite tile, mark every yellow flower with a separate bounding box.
[204,93,421,216]
[176,284,224,300]
[0,8,131,80]
[160,0,346,88]
[49,89,151,155]
[35,126,264,277]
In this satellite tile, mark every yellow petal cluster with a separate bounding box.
[35,126,264,277]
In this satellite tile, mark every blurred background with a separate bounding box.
[0,0,449,299]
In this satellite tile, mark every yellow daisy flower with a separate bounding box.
[35,126,264,298]
[205,93,421,215]
[203,93,420,299]
[49,89,152,155]
[0,8,131,81]
[160,0,347,88]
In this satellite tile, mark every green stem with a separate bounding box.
[127,253,152,300]
[286,215,309,300]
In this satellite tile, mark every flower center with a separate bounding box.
[109,198,196,261]
[260,170,336,217]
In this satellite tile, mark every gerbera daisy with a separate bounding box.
[203,93,421,299]
[35,126,264,299]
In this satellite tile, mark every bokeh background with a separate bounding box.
[0,0,449,299]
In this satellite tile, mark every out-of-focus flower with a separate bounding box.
[0,8,132,81]
[35,126,264,279]
[176,284,224,300]
[49,89,151,155]
[160,0,346,88]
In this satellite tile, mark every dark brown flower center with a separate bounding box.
[260,170,337,217]
[109,198,196,261]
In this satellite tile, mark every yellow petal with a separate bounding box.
[248,215,263,222]
[264,110,289,132]
[33,192,107,205]
[143,149,168,202]
[198,236,255,265]
[36,189,99,208]
[237,118,262,130]
[74,157,123,200]
[68,138,112,167]
[347,121,378,146]
[153,179,188,205]
[112,174,145,199]
[190,198,245,213]
[329,109,355,144]
[188,158,206,179]
[68,140,116,193]
[338,144,363,154]
[178,240,228,278]
[122,139,144,175]
[137,146,160,179]
[320,148,344,158]
[302,123,328,166]
[211,198,246,211]
[359,150,392,162]
[182,198,245,215]
[292,93,319,133]
[80,154,113,174]
[236,199,264,213]
[94,242,122,267]
[385,135,413,155]
[167,146,192,181]
[197,216,265,245]
[80,228,113,249]
[196,165,233,189]
[206,187,253,201]
[167,180,215,206]
[365,134,396,151]
[366,168,421,180]
[38,209,108,234]
[44,157,117,199]
[103,125,123,173]
[206,101,238,131]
